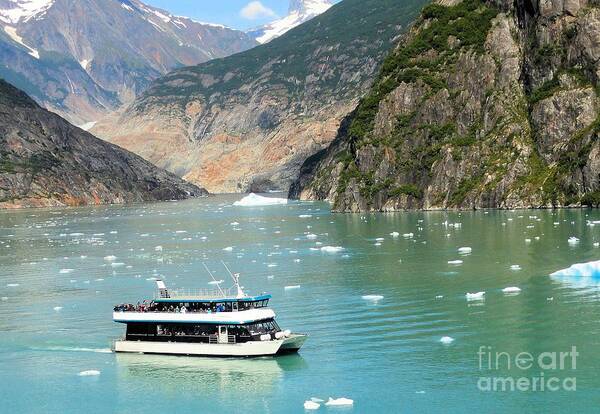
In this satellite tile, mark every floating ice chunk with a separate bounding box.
[362,295,384,301]
[1,297,7,301]
[267,263,278,268]
[69,232,84,236]
[325,397,354,406]
[154,245,163,252]
[435,295,444,299]
[306,233,318,240]
[223,246,234,252]
[208,280,224,285]
[233,193,288,207]
[284,285,301,290]
[594,242,600,248]
[111,262,125,267]
[321,246,344,253]
[466,291,485,300]
[299,214,312,218]
[550,260,600,277]
[104,255,117,261]
[304,401,320,410]
[375,237,385,241]
[458,247,472,254]
[510,265,522,271]
[525,239,532,243]
[53,306,63,311]
[440,336,455,344]
[230,222,240,226]
[502,286,521,294]
[374,242,382,246]
[448,260,463,265]
[310,397,324,403]
[568,237,580,245]
[403,233,414,238]
[78,370,100,376]
[6,283,19,287]
[59,269,74,274]
[390,232,400,237]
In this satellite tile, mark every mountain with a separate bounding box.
[247,0,333,44]
[0,79,206,209]
[0,0,257,125]
[290,0,600,211]
[93,0,429,193]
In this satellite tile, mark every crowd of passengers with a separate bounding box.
[156,325,250,337]
[114,300,238,313]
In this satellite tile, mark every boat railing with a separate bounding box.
[155,287,234,300]
[208,334,237,344]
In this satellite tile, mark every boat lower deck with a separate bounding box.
[113,334,307,357]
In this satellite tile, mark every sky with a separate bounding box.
[144,0,295,30]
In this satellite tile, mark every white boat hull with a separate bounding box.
[113,334,307,357]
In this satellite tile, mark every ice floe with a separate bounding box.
[448,260,463,265]
[440,336,455,344]
[59,269,74,274]
[233,193,288,207]
[362,295,384,301]
[466,291,485,300]
[320,246,344,253]
[306,234,318,240]
[390,232,400,237]
[458,247,472,254]
[568,237,580,245]
[223,246,234,252]
[284,285,301,290]
[502,286,521,294]
[325,397,354,406]
[103,255,117,261]
[510,265,522,271]
[304,400,320,410]
[78,370,100,376]
[53,306,63,311]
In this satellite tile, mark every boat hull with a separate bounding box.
[113,334,307,357]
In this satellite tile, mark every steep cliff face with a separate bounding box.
[0,80,206,209]
[291,0,600,211]
[0,0,256,125]
[93,0,429,193]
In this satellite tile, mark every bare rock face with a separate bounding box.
[93,0,431,194]
[0,80,206,209]
[290,0,600,211]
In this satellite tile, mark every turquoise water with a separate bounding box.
[1,195,600,413]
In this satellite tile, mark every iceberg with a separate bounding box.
[550,260,600,277]
[233,193,288,207]
[325,397,354,406]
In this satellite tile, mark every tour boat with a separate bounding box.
[112,267,307,357]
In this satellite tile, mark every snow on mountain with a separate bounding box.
[248,0,333,44]
[0,0,54,24]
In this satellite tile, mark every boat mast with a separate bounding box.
[222,261,245,298]
[202,262,226,297]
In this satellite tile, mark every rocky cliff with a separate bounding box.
[0,0,256,125]
[93,0,429,193]
[290,0,600,211]
[0,79,206,209]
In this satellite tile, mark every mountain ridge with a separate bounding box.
[94,0,429,194]
[0,78,206,209]
[0,0,257,125]
[290,0,600,211]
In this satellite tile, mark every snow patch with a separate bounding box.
[3,25,39,58]
[0,0,55,24]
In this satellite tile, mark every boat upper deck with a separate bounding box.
[154,287,271,303]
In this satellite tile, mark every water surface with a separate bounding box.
[1,195,600,413]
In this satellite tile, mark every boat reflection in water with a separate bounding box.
[115,352,307,394]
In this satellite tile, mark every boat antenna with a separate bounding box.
[202,262,225,297]
[221,260,245,298]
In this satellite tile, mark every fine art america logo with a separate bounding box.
[477,346,578,392]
